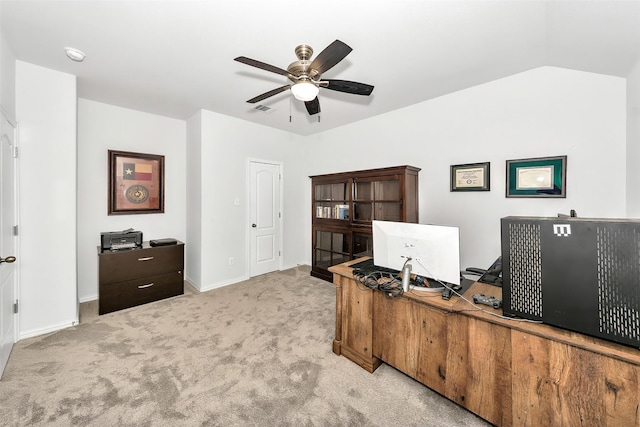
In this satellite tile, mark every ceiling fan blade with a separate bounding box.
[323,79,374,96]
[246,85,290,103]
[234,56,290,77]
[305,97,321,115]
[309,40,352,75]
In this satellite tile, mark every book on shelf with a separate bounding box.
[336,204,349,220]
[316,204,349,219]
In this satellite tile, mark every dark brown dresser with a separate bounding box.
[98,241,184,315]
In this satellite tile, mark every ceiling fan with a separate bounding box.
[234,40,374,115]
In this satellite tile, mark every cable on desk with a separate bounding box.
[410,258,541,322]
[378,277,403,297]
[352,268,405,297]
[351,263,545,321]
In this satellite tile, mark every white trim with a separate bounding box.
[0,107,17,128]
[199,274,251,293]
[78,294,97,304]
[183,274,200,291]
[13,121,20,343]
[1,110,20,350]
[19,318,78,340]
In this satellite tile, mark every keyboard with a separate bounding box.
[350,258,400,276]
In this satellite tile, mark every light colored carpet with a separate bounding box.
[0,266,490,426]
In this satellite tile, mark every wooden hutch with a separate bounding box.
[310,165,420,281]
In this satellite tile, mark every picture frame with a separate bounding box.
[108,150,165,215]
[506,155,566,198]
[450,162,490,192]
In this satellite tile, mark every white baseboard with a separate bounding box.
[79,294,97,303]
[183,275,199,290]
[20,318,79,340]
[198,274,250,293]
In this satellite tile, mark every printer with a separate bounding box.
[101,229,143,251]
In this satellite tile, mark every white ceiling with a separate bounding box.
[2,0,639,136]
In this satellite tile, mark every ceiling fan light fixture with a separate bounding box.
[291,81,319,102]
[236,40,372,116]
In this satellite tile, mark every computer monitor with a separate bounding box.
[372,220,461,286]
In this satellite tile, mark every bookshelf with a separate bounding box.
[310,165,420,281]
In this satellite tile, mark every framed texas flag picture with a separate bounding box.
[108,150,165,215]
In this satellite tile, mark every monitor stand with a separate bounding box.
[410,277,445,292]
[410,284,445,293]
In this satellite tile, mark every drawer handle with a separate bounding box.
[138,256,154,261]
[138,283,154,289]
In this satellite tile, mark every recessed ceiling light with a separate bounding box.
[64,47,85,62]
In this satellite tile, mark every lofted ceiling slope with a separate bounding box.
[1,0,639,136]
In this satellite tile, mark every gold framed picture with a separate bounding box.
[450,162,490,192]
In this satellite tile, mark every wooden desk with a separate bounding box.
[330,258,640,427]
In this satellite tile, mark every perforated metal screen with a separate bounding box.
[506,222,543,319]
[596,227,640,343]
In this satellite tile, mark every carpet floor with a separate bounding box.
[0,266,490,426]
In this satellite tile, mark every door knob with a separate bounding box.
[0,256,16,264]
[251,224,257,228]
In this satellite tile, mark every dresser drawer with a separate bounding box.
[99,244,184,283]
[99,271,184,315]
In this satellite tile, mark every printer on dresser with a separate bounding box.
[98,239,184,315]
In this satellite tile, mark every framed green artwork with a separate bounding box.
[506,155,566,198]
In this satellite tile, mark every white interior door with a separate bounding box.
[0,111,18,378]
[249,161,281,277]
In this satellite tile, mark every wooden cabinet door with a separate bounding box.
[313,180,350,221]
[444,316,512,427]
[353,175,403,224]
[373,294,450,393]
[374,293,468,398]
[312,228,351,273]
[511,331,639,427]
[339,275,380,372]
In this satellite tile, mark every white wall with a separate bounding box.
[626,58,640,217]
[306,67,626,270]
[77,99,186,302]
[0,10,16,121]
[16,61,77,338]
[185,111,202,288]
[186,109,307,291]
[11,63,630,336]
